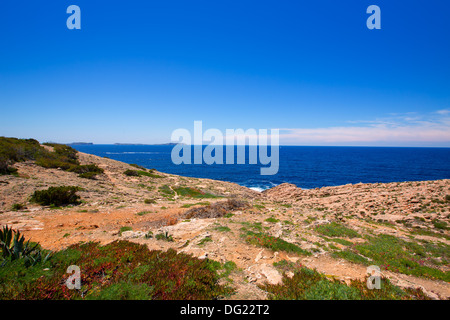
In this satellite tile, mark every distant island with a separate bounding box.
[113,143,179,146]
[65,142,179,146]
[68,142,94,145]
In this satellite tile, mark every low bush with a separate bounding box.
[173,187,218,198]
[68,164,103,174]
[78,172,98,180]
[243,230,311,256]
[0,137,44,174]
[129,163,146,170]
[183,199,248,219]
[0,240,233,300]
[332,234,449,281]
[315,222,361,238]
[36,144,79,170]
[30,186,81,207]
[261,265,429,300]
[68,164,104,179]
[11,203,25,211]
[119,227,133,235]
[0,225,50,267]
[124,169,140,176]
[124,169,163,178]
[155,232,174,242]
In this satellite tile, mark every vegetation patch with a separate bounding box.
[124,169,140,177]
[155,232,174,242]
[11,203,25,211]
[0,240,232,300]
[198,237,213,246]
[243,231,310,256]
[129,163,146,170]
[0,138,71,174]
[335,234,449,281]
[181,201,211,208]
[331,238,353,246]
[159,185,175,199]
[262,263,429,300]
[68,164,104,179]
[30,186,82,207]
[432,219,448,230]
[0,225,51,268]
[332,250,370,265]
[214,225,231,233]
[119,226,132,236]
[173,187,219,199]
[36,143,79,170]
[124,169,163,178]
[315,222,361,238]
[183,199,248,219]
[136,211,151,216]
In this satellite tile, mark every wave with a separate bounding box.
[249,187,265,192]
[243,181,278,192]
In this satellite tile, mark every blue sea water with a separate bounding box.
[71,145,450,191]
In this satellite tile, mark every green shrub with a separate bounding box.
[331,238,353,246]
[124,169,140,177]
[0,240,233,300]
[144,198,156,204]
[124,169,163,178]
[214,225,231,232]
[315,222,360,238]
[173,187,218,199]
[68,164,103,174]
[333,234,450,281]
[136,170,164,178]
[136,211,151,216]
[36,143,79,170]
[432,219,448,230]
[78,172,99,180]
[119,227,133,235]
[68,164,103,179]
[243,231,310,256]
[30,186,81,206]
[0,137,44,174]
[332,250,370,264]
[0,225,50,267]
[155,232,174,242]
[261,266,428,300]
[159,185,175,197]
[11,203,25,211]
[129,163,146,170]
[198,237,212,246]
[86,282,155,300]
[181,202,210,208]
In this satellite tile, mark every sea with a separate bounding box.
[71,145,450,191]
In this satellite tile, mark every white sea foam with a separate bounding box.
[249,187,265,192]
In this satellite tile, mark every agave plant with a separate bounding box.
[0,225,51,267]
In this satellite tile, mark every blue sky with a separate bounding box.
[0,0,449,146]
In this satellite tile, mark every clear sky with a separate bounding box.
[1,0,449,146]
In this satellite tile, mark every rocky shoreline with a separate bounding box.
[0,147,449,299]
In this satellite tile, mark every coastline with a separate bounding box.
[0,147,449,299]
